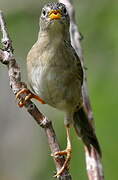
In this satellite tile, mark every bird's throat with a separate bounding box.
[38,29,64,48]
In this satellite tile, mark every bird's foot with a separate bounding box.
[16,88,45,107]
[52,148,72,177]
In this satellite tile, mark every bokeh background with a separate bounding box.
[0,0,118,179]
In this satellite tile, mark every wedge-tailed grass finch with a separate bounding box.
[16,2,101,177]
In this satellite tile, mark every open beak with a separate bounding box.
[49,10,62,20]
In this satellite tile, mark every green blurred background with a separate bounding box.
[0,0,118,179]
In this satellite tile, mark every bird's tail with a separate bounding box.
[73,106,102,157]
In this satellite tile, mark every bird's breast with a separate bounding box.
[27,41,82,111]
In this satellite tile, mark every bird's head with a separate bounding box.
[39,2,70,37]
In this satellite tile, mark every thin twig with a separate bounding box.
[59,0,104,179]
[0,10,72,180]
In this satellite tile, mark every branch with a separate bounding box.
[0,11,72,180]
[59,0,104,179]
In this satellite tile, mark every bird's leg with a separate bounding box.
[53,126,72,177]
[16,88,45,107]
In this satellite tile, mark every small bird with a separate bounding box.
[16,2,101,177]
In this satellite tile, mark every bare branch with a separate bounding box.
[59,0,104,179]
[0,11,72,180]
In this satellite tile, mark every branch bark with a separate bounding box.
[59,0,104,180]
[0,10,72,180]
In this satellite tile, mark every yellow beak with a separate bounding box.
[49,10,62,20]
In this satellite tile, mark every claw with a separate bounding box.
[16,88,45,107]
[53,126,72,177]
[53,148,72,177]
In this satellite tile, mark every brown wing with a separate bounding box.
[72,47,84,85]
[65,40,83,85]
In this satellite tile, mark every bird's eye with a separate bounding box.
[42,10,46,16]
[63,8,67,15]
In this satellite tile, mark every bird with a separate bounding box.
[16,2,101,177]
